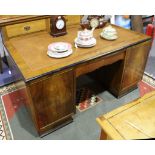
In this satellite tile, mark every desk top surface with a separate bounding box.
[4,24,151,82]
[96,91,155,139]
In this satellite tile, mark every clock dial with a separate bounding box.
[56,19,65,30]
[90,18,99,28]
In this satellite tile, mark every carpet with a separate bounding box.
[1,88,28,121]
[139,80,155,97]
[76,79,155,112]
[76,87,103,112]
[0,76,155,140]
[0,102,13,140]
[0,83,17,140]
[0,111,13,140]
[143,73,155,87]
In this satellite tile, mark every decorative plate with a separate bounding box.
[48,42,72,53]
[75,42,96,48]
[100,32,118,40]
[47,49,73,58]
[74,38,96,47]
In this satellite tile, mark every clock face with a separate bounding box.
[56,19,65,30]
[90,18,99,28]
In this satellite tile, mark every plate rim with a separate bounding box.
[48,42,72,52]
[75,42,96,48]
[47,49,73,58]
[74,37,96,46]
[100,32,118,40]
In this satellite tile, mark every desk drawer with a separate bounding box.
[76,51,125,77]
[5,19,47,38]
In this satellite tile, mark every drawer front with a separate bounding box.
[66,15,81,26]
[76,51,125,77]
[5,19,47,38]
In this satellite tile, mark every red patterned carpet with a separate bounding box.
[1,88,28,121]
[76,87,103,112]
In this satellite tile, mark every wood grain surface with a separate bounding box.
[97,91,155,140]
[3,24,151,82]
[121,41,152,92]
[26,69,75,135]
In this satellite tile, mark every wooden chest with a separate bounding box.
[96,91,155,140]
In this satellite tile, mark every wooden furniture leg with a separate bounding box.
[0,28,3,73]
[3,47,9,67]
[0,54,2,73]
[100,129,108,140]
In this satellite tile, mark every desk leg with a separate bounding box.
[0,46,10,74]
[3,47,9,68]
[100,129,108,140]
[0,28,2,73]
[0,54,2,73]
[26,69,76,136]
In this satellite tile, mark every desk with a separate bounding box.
[96,91,155,140]
[0,16,152,136]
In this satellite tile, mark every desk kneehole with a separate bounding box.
[76,51,125,77]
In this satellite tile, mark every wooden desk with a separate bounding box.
[96,91,155,140]
[0,15,152,136]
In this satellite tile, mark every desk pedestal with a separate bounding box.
[91,41,151,97]
[26,69,75,136]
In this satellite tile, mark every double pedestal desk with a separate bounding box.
[0,16,151,136]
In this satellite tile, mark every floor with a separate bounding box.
[5,76,140,140]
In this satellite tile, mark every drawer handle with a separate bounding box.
[24,26,31,31]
